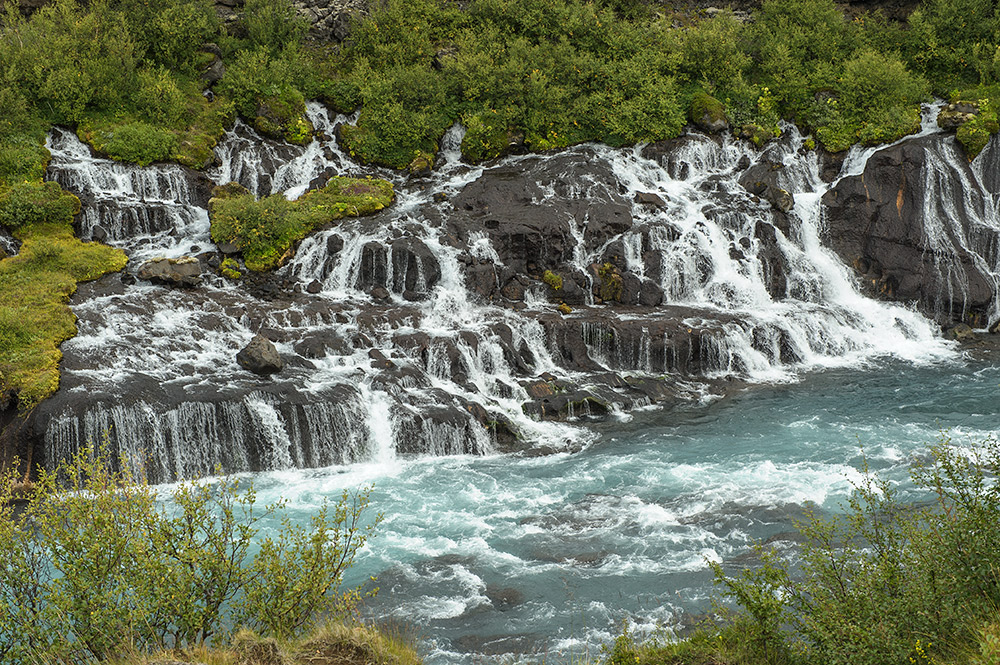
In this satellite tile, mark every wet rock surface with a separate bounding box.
[822,134,999,324]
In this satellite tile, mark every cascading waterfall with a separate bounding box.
[37,102,1000,484]
[46,128,211,260]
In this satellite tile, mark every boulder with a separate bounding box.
[137,257,202,288]
[236,335,283,375]
[937,102,979,131]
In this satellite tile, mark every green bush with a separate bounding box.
[0,182,80,230]
[151,0,221,72]
[242,0,309,54]
[956,99,1000,157]
[0,441,380,663]
[135,67,188,125]
[93,121,178,166]
[698,436,1000,665]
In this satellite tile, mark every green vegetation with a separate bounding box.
[0,442,381,664]
[0,214,127,410]
[3,0,1000,173]
[606,436,1000,665]
[542,269,563,290]
[209,177,394,271]
[220,257,243,280]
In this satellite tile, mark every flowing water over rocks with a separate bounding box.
[29,103,1000,485]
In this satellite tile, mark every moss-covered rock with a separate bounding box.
[210,176,394,271]
[955,102,999,159]
[690,92,728,133]
[542,270,563,290]
[253,88,314,146]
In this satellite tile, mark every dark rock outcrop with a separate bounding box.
[448,150,632,273]
[822,135,997,324]
[739,157,794,212]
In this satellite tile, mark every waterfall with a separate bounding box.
[37,103,1000,483]
[46,128,211,260]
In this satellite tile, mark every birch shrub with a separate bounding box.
[0,443,379,664]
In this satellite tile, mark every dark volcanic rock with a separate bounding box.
[739,157,794,212]
[237,334,283,375]
[449,150,632,272]
[822,134,997,324]
[391,238,441,296]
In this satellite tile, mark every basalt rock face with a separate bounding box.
[448,150,634,275]
[29,102,1000,484]
[822,134,999,325]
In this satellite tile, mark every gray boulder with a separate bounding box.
[236,335,283,375]
[137,256,202,288]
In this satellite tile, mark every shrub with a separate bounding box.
[135,67,188,125]
[92,121,178,166]
[701,435,1000,665]
[242,0,309,54]
[0,182,80,230]
[152,0,221,72]
[0,441,380,662]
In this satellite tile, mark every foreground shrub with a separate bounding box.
[0,442,380,664]
[632,435,1000,665]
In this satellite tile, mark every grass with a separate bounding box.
[209,176,394,272]
[0,220,127,410]
[101,621,422,665]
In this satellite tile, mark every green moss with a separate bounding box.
[81,121,177,167]
[542,270,563,290]
[597,262,623,302]
[689,91,726,125]
[220,257,242,280]
[210,176,394,271]
[0,220,127,410]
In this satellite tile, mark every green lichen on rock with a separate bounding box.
[210,176,394,272]
[597,262,623,303]
[220,257,242,280]
[542,270,563,291]
[690,92,728,133]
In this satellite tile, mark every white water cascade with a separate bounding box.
[36,103,1000,483]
